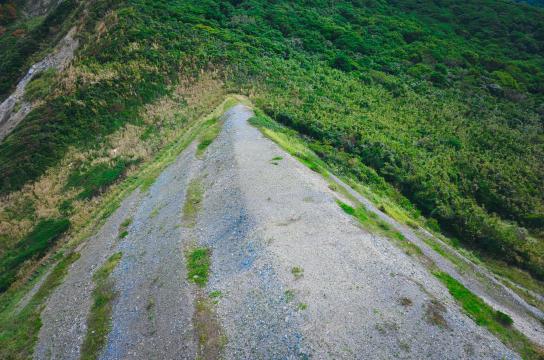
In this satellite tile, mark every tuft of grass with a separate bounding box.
[80,252,122,360]
[434,271,542,359]
[297,302,308,311]
[291,266,304,280]
[196,119,222,158]
[284,289,295,302]
[209,290,222,299]
[182,180,203,227]
[118,217,132,239]
[0,252,80,359]
[24,69,57,102]
[187,248,211,287]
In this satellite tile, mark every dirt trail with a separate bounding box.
[33,104,526,359]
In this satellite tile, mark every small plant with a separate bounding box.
[187,248,211,287]
[209,290,222,299]
[270,156,283,165]
[399,297,413,307]
[196,119,222,157]
[291,266,304,280]
[297,302,308,311]
[182,179,204,227]
[118,217,132,239]
[284,289,295,302]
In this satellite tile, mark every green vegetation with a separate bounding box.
[24,68,57,102]
[0,0,79,101]
[338,201,422,257]
[67,158,139,200]
[196,118,222,158]
[297,302,308,311]
[0,252,80,359]
[81,252,122,360]
[187,248,211,287]
[118,217,132,239]
[0,218,70,292]
[182,179,204,227]
[284,289,295,303]
[291,266,304,280]
[435,272,541,359]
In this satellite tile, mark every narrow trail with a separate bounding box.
[34,104,527,359]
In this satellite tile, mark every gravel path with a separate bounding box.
[33,104,526,359]
[34,190,141,360]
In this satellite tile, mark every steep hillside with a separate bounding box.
[0,1,542,356]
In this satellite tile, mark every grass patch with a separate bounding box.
[196,118,222,158]
[118,217,132,239]
[182,179,204,227]
[297,302,308,311]
[337,200,423,257]
[284,289,295,302]
[67,158,140,200]
[80,252,122,360]
[434,271,542,359]
[0,252,80,359]
[291,266,304,280]
[0,218,70,293]
[187,248,211,287]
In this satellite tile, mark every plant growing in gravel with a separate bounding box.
[182,180,204,227]
[81,252,122,360]
[187,248,211,287]
[197,119,222,158]
[291,266,304,280]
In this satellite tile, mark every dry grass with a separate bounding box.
[0,74,226,291]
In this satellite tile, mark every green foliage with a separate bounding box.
[435,271,541,359]
[24,68,57,102]
[0,0,542,288]
[66,158,139,199]
[0,218,70,292]
[196,118,222,157]
[0,252,80,359]
[0,0,78,101]
[81,252,122,360]
[187,248,211,287]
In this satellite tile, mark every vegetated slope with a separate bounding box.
[0,0,542,296]
[34,105,522,359]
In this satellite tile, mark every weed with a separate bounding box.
[284,289,295,302]
[182,180,203,227]
[399,297,413,307]
[80,252,122,360]
[209,290,222,299]
[196,119,222,158]
[187,248,211,287]
[291,266,304,280]
[118,217,132,239]
[297,302,308,311]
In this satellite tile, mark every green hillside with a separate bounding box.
[0,0,542,290]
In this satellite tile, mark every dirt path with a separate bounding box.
[34,104,525,359]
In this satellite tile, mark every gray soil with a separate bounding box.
[33,104,530,359]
